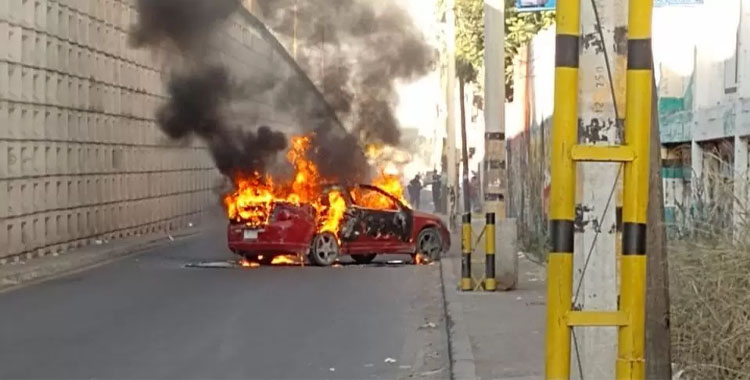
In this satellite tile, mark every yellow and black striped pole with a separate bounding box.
[484,213,496,291]
[546,0,580,377]
[461,213,472,291]
[618,0,653,377]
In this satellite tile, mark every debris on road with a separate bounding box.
[364,363,374,368]
[329,367,335,372]
[384,357,397,364]
[419,322,438,329]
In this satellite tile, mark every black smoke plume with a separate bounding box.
[258,0,435,146]
[159,66,287,178]
[130,0,288,179]
[130,0,432,186]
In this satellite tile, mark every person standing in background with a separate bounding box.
[431,171,443,213]
[408,175,423,210]
[470,174,481,212]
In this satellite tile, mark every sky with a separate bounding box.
[395,0,443,139]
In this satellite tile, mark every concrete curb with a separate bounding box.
[440,256,478,380]
[0,227,207,293]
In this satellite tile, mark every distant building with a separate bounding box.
[506,0,750,236]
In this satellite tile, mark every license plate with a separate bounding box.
[243,230,259,240]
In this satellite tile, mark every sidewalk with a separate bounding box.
[441,229,546,380]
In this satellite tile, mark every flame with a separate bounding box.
[240,259,260,268]
[372,172,410,207]
[365,143,384,160]
[271,255,300,265]
[320,191,347,234]
[223,135,410,237]
[414,253,425,265]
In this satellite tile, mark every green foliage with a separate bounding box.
[505,0,555,99]
[455,0,484,84]
[445,0,555,99]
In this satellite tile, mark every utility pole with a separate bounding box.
[483,0,506,218]
[646,75,672,380]
[460,78,471,215]
[572,0,627,377]
[445,0,458,228]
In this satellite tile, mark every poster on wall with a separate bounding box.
[515,0,555,12]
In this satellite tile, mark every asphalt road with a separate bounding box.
[0,229,449,379]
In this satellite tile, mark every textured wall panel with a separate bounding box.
[0,0,337,259]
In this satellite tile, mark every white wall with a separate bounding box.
[0,0,328,261]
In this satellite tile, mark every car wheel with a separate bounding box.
[415,228,443,261]
[351,253,377,265]
[310,232,340,266]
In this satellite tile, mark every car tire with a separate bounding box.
[351,253,377,265]
[309,232,340,266]
[415,228,443,261]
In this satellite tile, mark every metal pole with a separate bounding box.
[485,212,496,291]
[546,0,581,377]
[460,78,471,215]
[618,0,653,377]
[459,75,473,292]
[483,0,506,217]
[445,0,458,230]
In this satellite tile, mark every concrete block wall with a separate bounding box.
[1,0,322,261]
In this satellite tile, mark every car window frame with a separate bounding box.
[348,184,407,212]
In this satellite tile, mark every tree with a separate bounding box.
[504,0,554,100]
[454,0,484,214]
[455,0,484,85]
[445,0,554,99]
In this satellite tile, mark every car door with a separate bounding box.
[341,185,413,254]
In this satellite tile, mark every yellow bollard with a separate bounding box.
[484,213,496,291]
[618,0,653,377]
[546,0,580,377]
[461,213,472,291]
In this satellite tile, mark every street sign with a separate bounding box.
[654,0,702,6]
[515,0,702,11]
[516,0,555,12]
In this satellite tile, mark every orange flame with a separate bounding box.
[320,191,347,234]
[223,135,409,237]
[240,259,260,268]
[271,255,300,265]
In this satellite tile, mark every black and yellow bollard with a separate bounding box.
[617,0,653,377]
[484,213,496,291]
[460,213,472,291]
[546,0,580,377]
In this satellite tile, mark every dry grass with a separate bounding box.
[669,156,750,379]
[669,240,750,380]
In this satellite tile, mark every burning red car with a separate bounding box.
[227,184,450,266]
